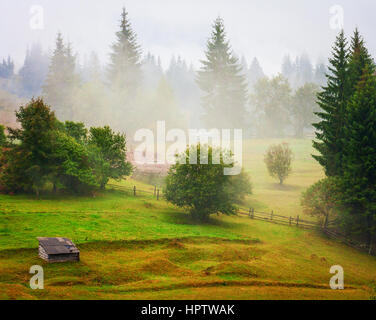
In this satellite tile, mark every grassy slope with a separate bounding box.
[0,139,375,300]
[243,139,324,218]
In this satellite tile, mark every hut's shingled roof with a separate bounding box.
[37,237,80,255]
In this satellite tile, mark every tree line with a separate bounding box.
[302,29,376,253]
[1,8,325,138]
[0,98,132,196]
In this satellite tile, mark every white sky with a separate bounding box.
[0,0,375,75]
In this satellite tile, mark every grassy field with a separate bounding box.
[0,139,375,300]
[242,138,324,218]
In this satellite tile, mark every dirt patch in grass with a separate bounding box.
[203,262,265,278]
[165,239,186,250]
[141,257,192,276]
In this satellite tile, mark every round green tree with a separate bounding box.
[164,144,251,222]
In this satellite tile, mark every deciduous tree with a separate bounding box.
[165,144,251,221]
[264,143,293,185]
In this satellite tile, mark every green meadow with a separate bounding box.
[0,139,375,300]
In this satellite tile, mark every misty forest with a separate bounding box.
[0,5,376,300]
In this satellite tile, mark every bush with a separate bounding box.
[164,144,252,222]
[0,124,6,147]
[301,178,340,228]
[264,143,293,184]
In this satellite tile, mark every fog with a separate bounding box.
[1,0,376,143]
[1,0,376,74]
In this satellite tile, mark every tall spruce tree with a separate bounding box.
[197,17,248,129]
[43,33,79,120]
[340,68,376,252]
[313,31,351,176]
[107,7,142,93]
[348,29,375,94]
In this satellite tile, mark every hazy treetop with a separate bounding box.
[0,0,375,75]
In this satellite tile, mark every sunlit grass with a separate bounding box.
[242,139,324,218]
[0,139,375,300]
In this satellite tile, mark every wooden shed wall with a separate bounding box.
[38,245,80,263]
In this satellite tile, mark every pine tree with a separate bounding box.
[84,52,102,83]
[313,30,351,176]
[43,33,79,120]
[0,56,14,79]
[18,43,49,97]
[314,62,327,86]
[340,68,376,251]
[281,55,294,82]
[248,57,265,88]
[197,17,248,129]
[107,7,142,93]
[240,56,248,76]
[296,54,313,86]
[348,29,375,94]
[141,52,163,90]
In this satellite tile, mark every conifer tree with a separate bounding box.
[281,55,294,82]
[313,31,351,176]
[314,62,327,86]
[0,56,14,79]
[348,29,375,94]
[107,7,142,93]
[248,57,265,88]
[43,33,79,120]
[18,43,49,98]
[340,68,376,251]
[197,17,248,129]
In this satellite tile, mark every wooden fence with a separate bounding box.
[238,208,318,230]
[239,207,374,256]
[106,183,374,256]
[107,183,162,200]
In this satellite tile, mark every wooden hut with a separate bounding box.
[38,237,80,263]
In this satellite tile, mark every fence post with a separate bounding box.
[251,208,254,219]
[289,216,292,226]
[296,215,299,226]
[369,237,374,255]
[249,208,251,217]
[157,189,160,200]
[271,210,273,221]
[154,186,156,197]
[133,186,136,196]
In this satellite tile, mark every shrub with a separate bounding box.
[0,124,6,147]
[301,178,340,228]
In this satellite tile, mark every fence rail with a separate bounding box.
[239,207,374,255]
[106,183,374,256]
[107,183,162,199]
[238,209,318,230]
